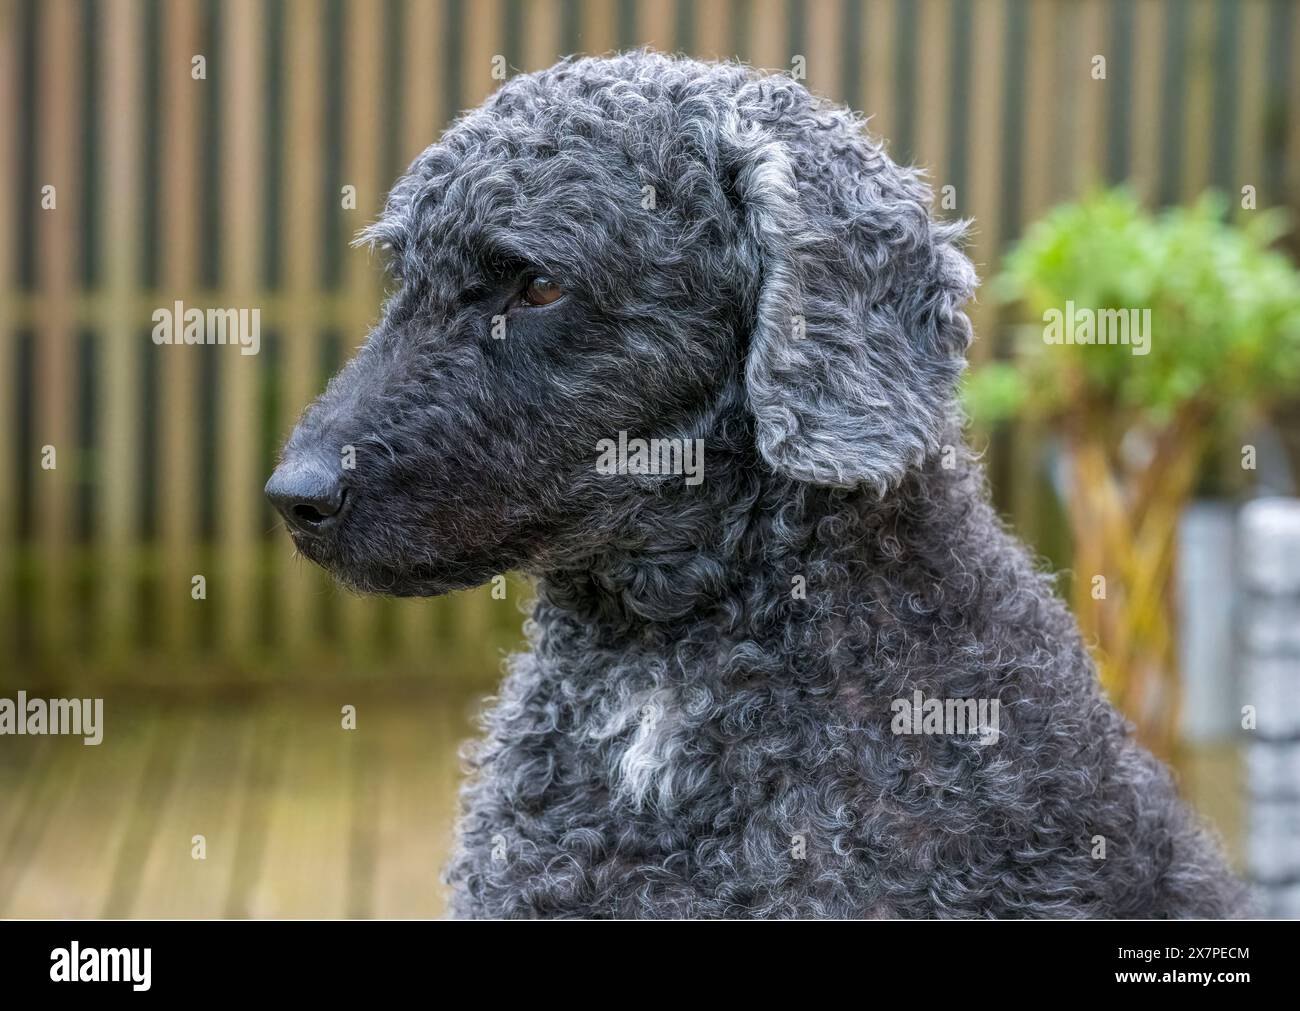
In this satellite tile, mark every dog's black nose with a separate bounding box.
[265,457,347,534]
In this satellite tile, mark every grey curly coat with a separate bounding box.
[268,51,1249,918]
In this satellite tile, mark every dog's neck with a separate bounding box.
[532,440,985,652]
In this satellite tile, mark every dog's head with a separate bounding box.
[266,52,975,596]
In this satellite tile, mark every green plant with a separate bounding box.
[965,189,1300,758]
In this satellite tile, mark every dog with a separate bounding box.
[266,51,1249,918]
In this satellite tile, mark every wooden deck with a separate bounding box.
[0,687,1244,918]
[0,687,477,918]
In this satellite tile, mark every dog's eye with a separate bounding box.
[521,275,565,307]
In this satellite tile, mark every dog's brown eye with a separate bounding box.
[522,275,564,307]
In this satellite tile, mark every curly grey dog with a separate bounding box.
[266,51,1248,918]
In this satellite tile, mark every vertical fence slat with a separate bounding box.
[1128,0,1166,201]
[635,0,675,52]
[462,0,504,110]
[0,0,16,657]
[748,0,786,72]
[963,0,1007,360]
[1043,1,1080,204]
[158,0,202,660]
[98,0,142,662]
[1290,0,1300,205]
[401,0,444,147]
[1021,0,1061,218]
[864,0,897,165]
[913,0,950,185]
[805,0,844,102]
[1234,0,1270,212]
[35,0,81,660]
[1181,0,1215,200]
[692,0,731,60]
[217,0,265,660]
[1072,0,1107,192]
[579,0,617,56]
[522,0,562,73]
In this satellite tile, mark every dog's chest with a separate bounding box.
[451,653,948,917]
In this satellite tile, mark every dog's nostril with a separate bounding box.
[265,460,347,534]
[292,502,330,526]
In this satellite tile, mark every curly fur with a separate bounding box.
[271,51,1250,918]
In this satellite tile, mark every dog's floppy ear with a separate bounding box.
[721,94,976,493]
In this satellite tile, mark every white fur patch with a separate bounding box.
[589,687,681,811]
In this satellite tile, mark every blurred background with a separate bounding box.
[1,0,1298,918]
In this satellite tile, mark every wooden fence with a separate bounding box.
[1,0,1297,686]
